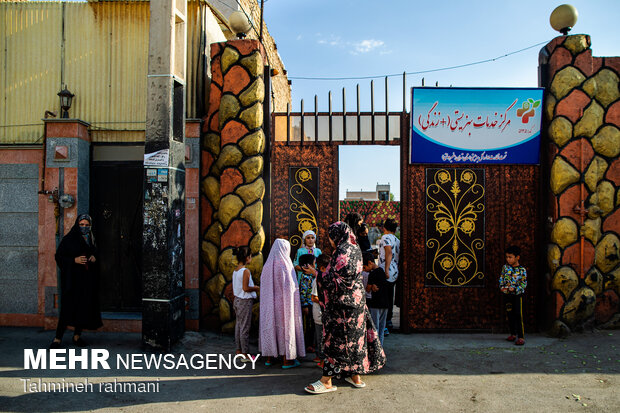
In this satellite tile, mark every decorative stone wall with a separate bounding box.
[541,35,620,334]
[201,39,266,332]
[339,200,400,228]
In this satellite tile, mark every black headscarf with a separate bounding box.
[54,215,102,330]
[75,214,95,246]
[343,213,363,236]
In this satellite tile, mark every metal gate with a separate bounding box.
[269,76,543,333]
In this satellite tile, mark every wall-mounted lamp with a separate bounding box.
[229,11,252,39]
[550,4,578,35]
[57,86,74,118]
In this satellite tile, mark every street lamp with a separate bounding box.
[57,86,74,118]
[229,10,251,39]
[550,4,578,35]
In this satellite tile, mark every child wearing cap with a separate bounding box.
[294,230,323,352]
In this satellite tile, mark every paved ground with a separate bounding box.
[1,326,619,412]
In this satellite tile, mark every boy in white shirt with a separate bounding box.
[378,218,400,333]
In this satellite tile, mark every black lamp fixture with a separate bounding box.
[57,86,74,118]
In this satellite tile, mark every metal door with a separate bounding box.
[91,162,143,311]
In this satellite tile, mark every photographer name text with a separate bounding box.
[21,378,159,393]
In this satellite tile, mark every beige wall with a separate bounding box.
[1,1,230,144]
[0,1,290,144]
[236,0,291,113]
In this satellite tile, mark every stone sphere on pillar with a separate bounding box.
[550,4,578,35]
[229,11,252,38]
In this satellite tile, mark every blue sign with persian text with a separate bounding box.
[410,87,544,164]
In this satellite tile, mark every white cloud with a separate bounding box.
[317,34,343,47]
[354,39,384,53]
[316,35,385,54]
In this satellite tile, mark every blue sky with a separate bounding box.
[263,0,619,201]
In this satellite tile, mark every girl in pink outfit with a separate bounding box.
[259,238,305,368]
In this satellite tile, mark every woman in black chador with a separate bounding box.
[50,214,102,348]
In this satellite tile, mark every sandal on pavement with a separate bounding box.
[305,380,337,394]
[515,338,525,346]
[505,335,516,342]
[344,377,366,388]
[281,359,301,369]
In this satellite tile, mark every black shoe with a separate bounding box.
[73,337,88,347]
[49,341,62,349]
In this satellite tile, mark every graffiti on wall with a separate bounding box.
[288,167,319,250]
[425,168,485,287]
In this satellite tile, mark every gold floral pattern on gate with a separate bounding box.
[289,168,319,249]
[426,169,485,286]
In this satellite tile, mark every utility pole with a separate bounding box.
[142,0,187,351]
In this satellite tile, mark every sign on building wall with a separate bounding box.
[411,88,543,164]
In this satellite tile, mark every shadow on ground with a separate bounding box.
[1,327,619,412]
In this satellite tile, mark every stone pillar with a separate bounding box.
[42,119,91,328]
[540,34,620,334]
[201,39,266,332]
[142,0,187,351]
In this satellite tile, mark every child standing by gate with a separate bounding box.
[294,230,322,352]
[232,246,259,359]
[499,245,527,345]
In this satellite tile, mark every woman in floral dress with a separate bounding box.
[305,222,386,394]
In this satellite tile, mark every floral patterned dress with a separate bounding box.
[318,222,386,378]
